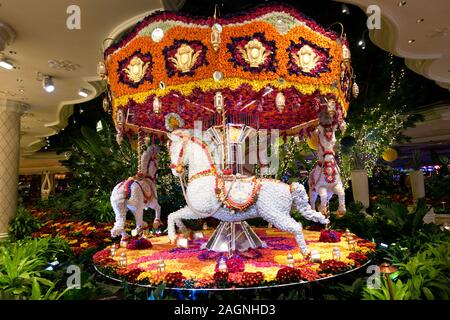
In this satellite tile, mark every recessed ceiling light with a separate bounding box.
[398,1,407,6]
[42,75,55,93]
[416,18,424,23]
[408,39,415,43]
[0,58,14,70]
[78,88,90,98]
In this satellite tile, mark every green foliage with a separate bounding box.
[330,201,375,239]
[425,174,450,200]
[364,243,450,300]
[276,137,311,183]
[8,205,42,240]
[373,198,429,241]
[0,238,73,300]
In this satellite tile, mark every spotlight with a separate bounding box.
[42,75,55,93]
[341,4,350,15]
[0,58,14,70]
[78,88,89,97]
[358,39,366,49]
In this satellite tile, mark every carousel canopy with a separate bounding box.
[104,4,353,137]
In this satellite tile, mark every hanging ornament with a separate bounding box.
[153,96,161,114]
[97,61,106,78]
[352,79,359,98]
[211,23,221,52]
[102,96,110,113]
[342,44,351,62]
[214,91,224,112]
[275,92,285,112]
[116,109,124,125]
[382,147,398,162]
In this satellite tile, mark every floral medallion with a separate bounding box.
[164,40,208,77]
[227,33,277,72]
[288,37,331,77]
[165,112,185,131]
[118,50,153,88]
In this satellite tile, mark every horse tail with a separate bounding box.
[290,182,329,225]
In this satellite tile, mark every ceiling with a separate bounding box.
[0,0,185,157]
[0,0,448,168]
[344,0,450,90]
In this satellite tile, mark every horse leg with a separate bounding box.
[333,183,346,217]
[259,206,309,256]
[167,207,200,242]
[110,188,129,239]
[318,186,329,216]
[310,190,318,211]
[147,197,162,229]
[131,206,149,236]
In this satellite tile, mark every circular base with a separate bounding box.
[93,227,375,290]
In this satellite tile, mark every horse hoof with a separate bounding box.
[153,219,163,229]
[301,249,311,260]
[335,210,346,218]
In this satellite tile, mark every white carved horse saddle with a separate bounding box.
[215,175,261,212]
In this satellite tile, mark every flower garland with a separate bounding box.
[114,85,344,134]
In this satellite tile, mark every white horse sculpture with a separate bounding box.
[308,100,346,217]
[110,144,161,239]
[166,130,329,256]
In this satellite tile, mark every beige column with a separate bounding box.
[0,99,28,239]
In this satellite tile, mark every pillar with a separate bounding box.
[0,99,28,239]
[351,169,370,209]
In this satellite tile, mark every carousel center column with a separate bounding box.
[0,99,28,239]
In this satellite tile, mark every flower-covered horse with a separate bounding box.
[166,130,329,256]
[308,99,346,217]
[110,144,161,239]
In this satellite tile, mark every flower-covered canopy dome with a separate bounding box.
[104,4,354,137]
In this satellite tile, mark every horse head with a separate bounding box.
[167,129,192,177]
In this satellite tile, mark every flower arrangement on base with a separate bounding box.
[213,272,230,288]
[319,229,341,243]
[226,255,245,273]
[318,259,351,276]
[126,238,153,250]
[164,272,186,287]
[240,272,265,287]
[347,252,368,267]
[275,267,303,284]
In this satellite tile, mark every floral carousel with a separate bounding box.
[93,4,376,290]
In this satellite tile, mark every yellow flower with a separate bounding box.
[80,242,90,248]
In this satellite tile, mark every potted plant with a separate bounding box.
[340,136,370,209]
[408,150,425,199]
